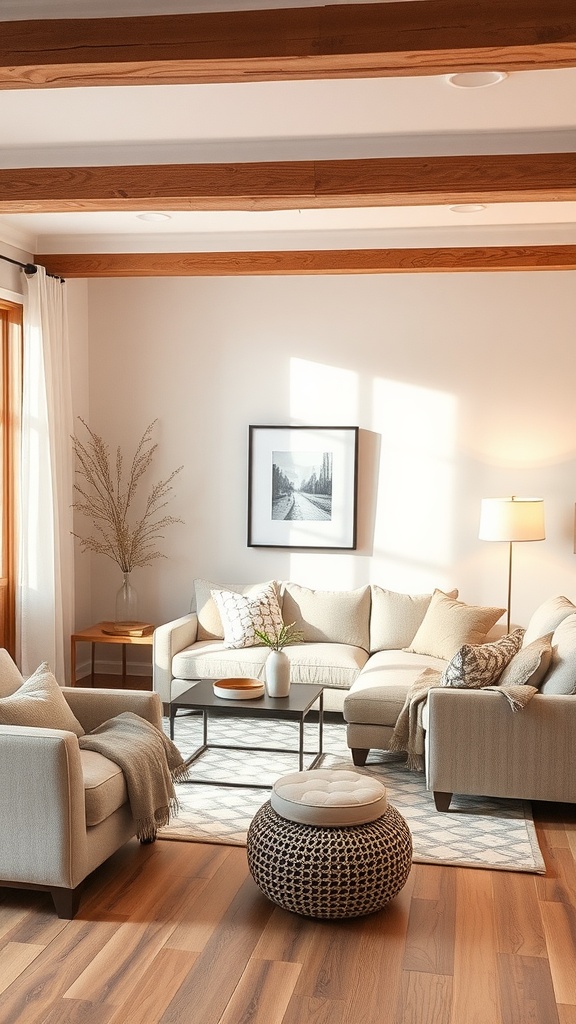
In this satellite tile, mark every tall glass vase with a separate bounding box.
[115,571,138,625]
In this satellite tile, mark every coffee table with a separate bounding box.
[169,679,324,788]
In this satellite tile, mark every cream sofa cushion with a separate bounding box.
[172,640,368,690]
[406,591,505,662]
[194,579,280,640]
[0,663,85,737]
[370,586,458,652]
[0,649,25,697]
[282,583,371,651]
[344,649,447,727]
[540,614,576,695]
[81,750,127,826]
[522,595,576,646]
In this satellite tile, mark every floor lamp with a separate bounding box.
[479,496,545,631]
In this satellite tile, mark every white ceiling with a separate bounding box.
[1,2,576,255]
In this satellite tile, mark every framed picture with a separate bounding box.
[248,425,359,549]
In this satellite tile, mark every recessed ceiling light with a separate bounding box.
[450,204,487,214]
[136,212,172,222]
[445,71,508,89]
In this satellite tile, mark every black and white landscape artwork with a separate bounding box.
[271,450,333,521]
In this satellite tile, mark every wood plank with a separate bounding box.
[158,874,275,1024]
[558,1007,576,1024]
[540,901,576,1005]
[219,958,301,1024]
[283,995,346,1024]
[395,971,453,1024]
[107,948,197,1024]
[64,921,174,1004]
[451,869,502,1024]
[497,953,560,1024]
[0,920,120,1022]
[0,942,45,995]
[492,872,547,957]
[0,2,575,89]
[402,869,455,975]
[165,847,250,953]
[251,904,319,964]
[36,245,576,280]
[3,153,576,214]
[36,997,118,1024]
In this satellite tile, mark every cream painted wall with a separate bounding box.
[80,271,576,661]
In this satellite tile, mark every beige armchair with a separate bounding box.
[0,650,163,918]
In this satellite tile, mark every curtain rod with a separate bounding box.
[0,253,65,283]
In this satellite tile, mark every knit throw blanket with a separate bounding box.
[389,668,539,772]
[79,712,190,841]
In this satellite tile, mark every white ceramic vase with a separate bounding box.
[265,650,291,697]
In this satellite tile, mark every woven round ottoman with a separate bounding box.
[247,768,412,919]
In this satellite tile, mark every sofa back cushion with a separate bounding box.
[497,633,553,689]
[0,648,24,697]
[0,663,85,736]
[282,583,371,651]
[193,579,281,640]
[406,590,505,661]
[522,595,576,646]
[540,614,576,695]
[370,586,458,653]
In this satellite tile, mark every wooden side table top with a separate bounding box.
[70,622,155,686]
[71,622,155,645]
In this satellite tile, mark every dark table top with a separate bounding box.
[172,679,324,717]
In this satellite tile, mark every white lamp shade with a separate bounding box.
[479,497,545,542]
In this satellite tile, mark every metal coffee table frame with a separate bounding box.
[169,679,324,789]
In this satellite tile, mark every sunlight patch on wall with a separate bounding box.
[371,377,458,590]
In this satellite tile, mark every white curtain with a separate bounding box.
[18,267,75,683]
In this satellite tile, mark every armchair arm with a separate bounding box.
[426,688,576,805]
[62,687,162,733]
[153,613,198,702]
[0,726,86,888]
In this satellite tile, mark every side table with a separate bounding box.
[70,622,154,687]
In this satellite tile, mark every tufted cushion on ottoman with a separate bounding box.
[247,768,412,919]
[272,768,388,826]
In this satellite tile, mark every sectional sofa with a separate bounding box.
[153,582,576,807]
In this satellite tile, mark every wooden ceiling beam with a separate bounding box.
[36,246,576,278]
[2,153,576,213]
[1,1,575,89]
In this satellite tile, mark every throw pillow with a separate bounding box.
[497,633,553,689]
[406,590,505,661]
[370,586,458,653]
[539,614,576,695]
[282,583,371,651]
[0,663,85,736]
[211,583,285,650]
[522,595,576,647]
[440,629,524,689]
[194,578,281,640]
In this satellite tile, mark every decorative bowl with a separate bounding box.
[213,678,265,700]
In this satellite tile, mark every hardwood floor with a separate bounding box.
[4,676,575,1022]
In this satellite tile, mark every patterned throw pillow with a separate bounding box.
[211,584,285,650]
[441,629,525,689]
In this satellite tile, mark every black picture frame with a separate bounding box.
[248,425,359,549]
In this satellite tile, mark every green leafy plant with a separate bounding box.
[71,418,183,573]
[253,622,304,651]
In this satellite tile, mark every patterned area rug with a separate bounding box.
[160,713,545,874]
